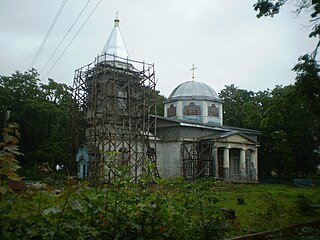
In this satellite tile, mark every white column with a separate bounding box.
[240,148,246,181]
[251,148,258,182]
[219,103,223,125]
[212,147,218,177]
[203,101,208,124]
[175,101,180,117]
[223,147,230,180]
[164,103,168,117]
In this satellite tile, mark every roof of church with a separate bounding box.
[99,17,129,62]
[167,81,220,101]
[150,115,261,136]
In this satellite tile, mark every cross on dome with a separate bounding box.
[190,64,197,81]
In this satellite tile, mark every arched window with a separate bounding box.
[208,103,219,117]
[167,104,176,117]
[184,102,201,115]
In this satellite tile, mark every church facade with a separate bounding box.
[75,17,260,182]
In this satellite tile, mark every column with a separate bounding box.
[251,149,258,182]
[164,103,168,117]
[203,102,208,124]
[223,147,230,180]
[212,147,218,178]
[177,101,183,118]
[240,148,246,181]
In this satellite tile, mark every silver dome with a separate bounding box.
[168,81,220,101]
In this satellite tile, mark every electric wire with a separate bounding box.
[42,0,103,80]
[29,0,68,69]
[39,0,92,74]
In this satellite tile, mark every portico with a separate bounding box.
[209,132,259,182]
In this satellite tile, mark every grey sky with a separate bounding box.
[0,0,317,97]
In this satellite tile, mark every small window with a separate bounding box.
[167,104,176,117]
[183,102,201,115]
[208,103,219,117]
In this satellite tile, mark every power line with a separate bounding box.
[39,0,92,74]
[29,0,68,69]
[42,0,103,80]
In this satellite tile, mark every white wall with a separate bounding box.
[156,141,182,178]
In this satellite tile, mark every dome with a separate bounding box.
[168,81,220,101]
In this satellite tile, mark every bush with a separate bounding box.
[0,167,226,240]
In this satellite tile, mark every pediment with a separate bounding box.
[222,134,256,144]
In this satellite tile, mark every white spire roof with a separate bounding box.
[99,16,129,62]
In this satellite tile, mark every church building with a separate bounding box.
[74,17,260,182]
[152,80,260,182]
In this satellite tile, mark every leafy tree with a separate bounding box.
[253,0,320,177]
[219,84,255,128]
[0,122,23,184]
[220,84,318,178]
[293,54,320,117]
[254,0,320,54]
[144,88,166,117]
[0,70,75,179]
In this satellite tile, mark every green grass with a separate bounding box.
[1,177,319,239]
[209,182,320,237]
[149,179,320,237]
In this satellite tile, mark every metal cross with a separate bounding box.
[190,64,197,81]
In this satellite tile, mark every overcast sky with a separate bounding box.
[0,0,317,97]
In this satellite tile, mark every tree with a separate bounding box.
[219,84,318,178]
[293,54,320,117]
[219,84,255,128]
[253,0,320,177]
[0,70,75,179]
[254,0,320,56]
[0,123,23,184]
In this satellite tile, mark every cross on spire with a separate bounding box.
[114,11,120,26]
[190,64,197,81]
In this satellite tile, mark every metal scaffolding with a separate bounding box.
[181,140,215,180]
[72,53,157,181]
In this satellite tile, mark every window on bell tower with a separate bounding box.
[183,102,201,115]
[208,103,219,117]
[167,104,176,117]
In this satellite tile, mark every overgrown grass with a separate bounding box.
[1,175,319,239]
[211,183,320,237]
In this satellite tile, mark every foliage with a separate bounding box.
[0,70,75,178]
[253,1,320,175]
[145,88,166,117]
[254,0,320,54]
[0,169,228,240]
[293,54,320,118]
[1,177,319,239]
[219,85,255,128]
[0,123,23,185]
[219,83,319,179]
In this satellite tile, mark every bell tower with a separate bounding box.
[72,16,157,181]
